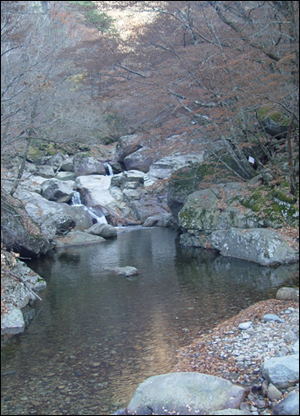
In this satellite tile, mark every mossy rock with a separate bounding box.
[241,184,299,227]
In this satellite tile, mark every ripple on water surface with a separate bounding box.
[1,227,298,415]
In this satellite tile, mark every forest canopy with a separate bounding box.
[1,1,299,191]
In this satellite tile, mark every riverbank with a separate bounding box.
[174,297,299,415]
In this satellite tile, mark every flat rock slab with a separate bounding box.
[55,231,105,247]
[126,372,248,415]
[209,228,299,266]
[105,266,139,277]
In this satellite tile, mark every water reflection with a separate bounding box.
[1,228,298,415]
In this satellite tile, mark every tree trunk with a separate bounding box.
[9,138,30,197]
[287,114,297,195]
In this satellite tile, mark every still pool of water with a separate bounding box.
[1,227,298,415]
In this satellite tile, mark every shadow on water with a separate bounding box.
[1,227,298,415]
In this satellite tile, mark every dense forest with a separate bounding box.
[1,0,299,193]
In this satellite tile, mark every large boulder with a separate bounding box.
[1,258,46,335]
[276,287,299,301]
[76,175,114,206]
[41,178,74,203]
[1,192,53,258]
[111,170,145,190]
[178,183,260,233]
[148,154,205,183]
[41,213,76,239]
[115,134,143,165]
[261,117,288,139]
[86,223,117,238]
[55,230,106,248]
[15,189,93,231]
[125,372,248,415]
[208,228,299,266]
[73,153,106,176]
[123,148,154,173]
[168,162,240,219]
[261,354,299,389]
[272,392,299,415]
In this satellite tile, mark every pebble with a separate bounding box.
[176,302,299,415]
[239,321,253,330]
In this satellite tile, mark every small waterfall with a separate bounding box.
[104,162,114,176]
[71,191,82,206]
[70,191,107,224]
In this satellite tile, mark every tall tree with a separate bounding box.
[75,1,298,185]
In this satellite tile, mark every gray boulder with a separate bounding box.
[123,148,154,173]
[272,392,299,415]
[209,228,299,266]
[126,372,248,415]
[36,165,55,178]
[178,183,260,233]
[60,158,74,172]
[1,192,53,258]
[41,213,76,238]
[111,170,145,190]
[41,178,73,203]
[56,171,76,181]
[55,230,106,248]
[37,152,66,169]
[276,287,299,301]
[1,306,25,335]
[1,259,46,335]
[148,154,205,183]
[143,213,175,227]
[16,189,93,231]
[261,117,288,139]
[261,354,299,389]
[115,134,143,164]
[73,153,106,176]
[86,223,117,238]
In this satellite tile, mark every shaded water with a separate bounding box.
[1,227,298,415]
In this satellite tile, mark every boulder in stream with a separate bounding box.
[86,223,117,238]
[125,372,248,415]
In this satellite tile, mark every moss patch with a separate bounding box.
[241,183,299,227]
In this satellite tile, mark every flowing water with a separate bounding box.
[1,227,298,415]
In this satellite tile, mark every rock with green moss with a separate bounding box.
[168,162,243,218]
[178,183,261,233]
[241,184,299,228]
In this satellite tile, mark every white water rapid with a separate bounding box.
[71,191,107,224]
[103,162,114,176]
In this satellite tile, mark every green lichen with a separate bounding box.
[272,189,297,204]
[241,184,299,227]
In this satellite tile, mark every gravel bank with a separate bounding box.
[174,298,299,415]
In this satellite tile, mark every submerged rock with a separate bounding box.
[105,266,139,277]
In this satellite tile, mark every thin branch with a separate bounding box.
[2,268,43,302]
